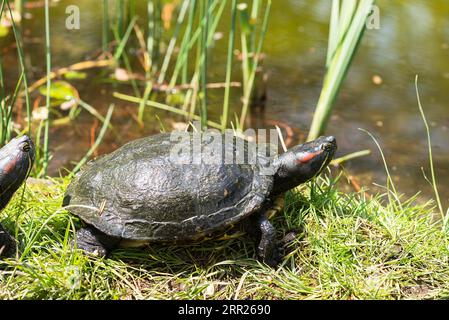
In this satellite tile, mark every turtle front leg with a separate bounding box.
[244,196,285,267]
[0,224,16,258]
[255,213,280,267]
[243,200,283,267]
[74,226,120,258]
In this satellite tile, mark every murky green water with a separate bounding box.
[264,0,449,205]
[2,0,449,205]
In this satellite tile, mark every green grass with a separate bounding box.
[1,175,449,299]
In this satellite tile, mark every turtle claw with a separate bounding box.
[260,244,283,268]
[281,229,301,252]
[259,229,302,267]
[75,240,108,258]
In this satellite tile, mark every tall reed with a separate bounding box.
[1,0,115,176]
[2,0,32,143]
[0,0,7,145]
[43,0,51,175]
[307,0,374,141]
[14,0,24,18]
[102,0,109,52]
[138,0,190,122]
[114,1,270,132]
[116,0,125,39]
[221,0,237,132]
[199,0,210,130]
[238,1,271,130]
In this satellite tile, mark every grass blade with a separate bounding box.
[415,76,445,222]
[113,16,138,62]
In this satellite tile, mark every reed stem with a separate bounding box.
[102,0,109,52]
[200,0,210,131]
[221,0,237,131]
[5,1,32,139]
[43,0,51,175]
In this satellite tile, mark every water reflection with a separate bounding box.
[263,0,449,205]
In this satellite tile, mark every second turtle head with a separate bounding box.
[0,135,35,211]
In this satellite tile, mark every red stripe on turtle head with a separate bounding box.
[296,150,323,164]
[2,157,18,175]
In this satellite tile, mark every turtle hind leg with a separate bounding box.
[74,226,120,258]
[0,224,16,258]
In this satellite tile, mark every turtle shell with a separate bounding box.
[63,133,274,242]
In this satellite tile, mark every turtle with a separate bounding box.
[63,132,336,266]
[0,135,35,258]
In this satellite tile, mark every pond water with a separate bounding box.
[1,0,449,205]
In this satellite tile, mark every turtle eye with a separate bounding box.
[321,143,332,152]
[22,142,31,152]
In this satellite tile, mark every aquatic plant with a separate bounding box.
[112,0,271,132]
[307,0,375,141]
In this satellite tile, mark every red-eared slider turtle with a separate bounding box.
[0,135,35,258]
[63,132,336,266]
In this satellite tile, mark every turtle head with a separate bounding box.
[0,135,35,211]
[272,136,336,195]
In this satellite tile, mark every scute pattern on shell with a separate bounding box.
[64,133,273,241]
